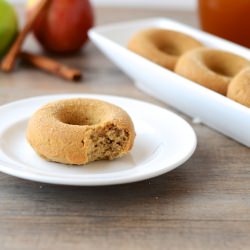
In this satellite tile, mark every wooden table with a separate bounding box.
[1,6,250,250]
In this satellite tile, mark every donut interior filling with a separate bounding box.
[88,124,130,161]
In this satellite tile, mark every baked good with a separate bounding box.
[227,67,250,108]
[26,98,136,165]
[175,48,250,95]
[128,28,203,71]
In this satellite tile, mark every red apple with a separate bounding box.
[27,0,94,53]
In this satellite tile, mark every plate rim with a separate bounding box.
[0,94,197,186]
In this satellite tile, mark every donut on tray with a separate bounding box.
[128,28,203,71]
[227,67,250,108]
[175,48,250,95]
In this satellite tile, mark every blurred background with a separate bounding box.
[10,0,196,9]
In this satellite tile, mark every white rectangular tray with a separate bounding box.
[88,18,250,147]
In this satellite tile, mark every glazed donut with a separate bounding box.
[128,28,203,71]
[27,98,136,165]
[175,48,250,95]
[227,67,250,108]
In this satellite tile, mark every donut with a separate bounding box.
[128,28,203,71]
[227,67,250,108]
[175,48,250,95]
[26,98,136,165]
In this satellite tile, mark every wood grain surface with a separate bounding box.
[0,5,250,250]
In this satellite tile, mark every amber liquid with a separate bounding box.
[198,0,250,48]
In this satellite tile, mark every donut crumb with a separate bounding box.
[87,124,129,162]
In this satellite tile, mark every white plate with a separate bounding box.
[89,18,250,147]
[0,94,196,186]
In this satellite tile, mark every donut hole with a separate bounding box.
[202,51,248,78]
[62,115,92,126]
[150,30,201,57]
[88,124,130,161]
[158,44,181,56]
[57,110,100,126]
[206,63,234,78]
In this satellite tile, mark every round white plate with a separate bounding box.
[0,94,196,186]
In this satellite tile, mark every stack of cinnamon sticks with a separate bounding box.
[1,0,82,82]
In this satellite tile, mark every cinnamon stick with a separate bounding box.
[1,0,50,72]
[20,52,82,81]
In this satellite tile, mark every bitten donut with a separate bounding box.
[227,67,250,108]
[175,48,250,95]
[128,28,203,71]
[27,98,136,165]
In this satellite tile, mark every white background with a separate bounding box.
[10,0,196,10]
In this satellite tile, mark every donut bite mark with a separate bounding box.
[128,28,203,71]
[227,67,250,108]
[26,99,136,165]
[175,48,250,95]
